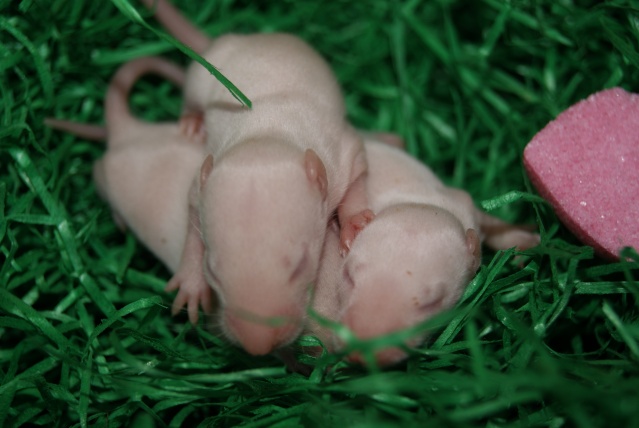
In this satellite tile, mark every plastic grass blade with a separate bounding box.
[109,0,252,108]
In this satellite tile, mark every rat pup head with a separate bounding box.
[339,204,480,366]
[198,140,328,355]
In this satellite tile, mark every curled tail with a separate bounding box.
[140,0,210,53]
[105,55,185,131]
[47,56,185,146]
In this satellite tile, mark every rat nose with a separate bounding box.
[225,312,299,355]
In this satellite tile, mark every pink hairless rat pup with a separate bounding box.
[47,58,538,365]
[46,54,373,357]
[308,135,540,367]
[46,58,207,313]
[132,0,375,355]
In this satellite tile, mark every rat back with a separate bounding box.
[97,123,203,272]
[184,33,344,120]
[306,139,481,366]
[364,140,479,231]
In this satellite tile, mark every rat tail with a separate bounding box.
[105,56,185,146]
[140,0,210,53]
[46,56,184,144]
[44,118,107,141]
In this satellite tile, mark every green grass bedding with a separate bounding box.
[2,0,639,426]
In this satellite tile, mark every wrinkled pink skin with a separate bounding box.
[308,137,541,367]
[140,0,374,355]
[45,57,213,325]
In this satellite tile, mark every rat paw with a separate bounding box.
[339,209,375,256]
[179,111,206,144]
[165,271,212,325]
[486,228,541,252]
[514,231,541,251]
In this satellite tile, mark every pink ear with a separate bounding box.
[304,149,328,201]
[466,228,481,272]
[200,154,214,189]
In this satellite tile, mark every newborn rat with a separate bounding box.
[140,0,373,355]
[307,136,541,367]
[46,56,212,323]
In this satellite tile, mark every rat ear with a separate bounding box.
[304,149,328,201]
[200,154,214,189]
[466,228,481,273]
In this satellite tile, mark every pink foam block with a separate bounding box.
[523,87,639,260]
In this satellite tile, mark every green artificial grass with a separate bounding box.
[2,0,639,426]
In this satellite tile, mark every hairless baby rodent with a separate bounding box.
[307,136,541,367]
[139,0,374,355]
[46,56,213,323]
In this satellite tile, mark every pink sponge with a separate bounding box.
[523,87,639,260]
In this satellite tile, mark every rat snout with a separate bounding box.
[224,311,301,356]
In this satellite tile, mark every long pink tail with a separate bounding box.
[105,56,185,133]
[44,118,107,141]
[47,56,185,146]
[139,0,210,53]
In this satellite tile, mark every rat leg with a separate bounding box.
[338,131,405,254]
[165,204,212,324]
[479,212,541,251]
[339,206,375,256]
[179,106,206,144]
[338,135,376,255]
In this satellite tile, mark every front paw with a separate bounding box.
[179,111,206,144]
[165,271,213,324]
[339,209,375,256]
